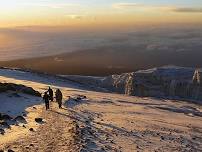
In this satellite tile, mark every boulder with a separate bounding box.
[0,114,13,121]
[0,128,5,135]
[29,128,34,132]
[14,116,27,123]
[35,118,43,123]
[21,87,41,97]
[76,97,82,101]
[0,121,10,129]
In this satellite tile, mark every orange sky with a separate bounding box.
[0,1,202,28]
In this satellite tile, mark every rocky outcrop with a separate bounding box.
[193,69,202,86]
[58,66,202,101]
[14,116,27,123]
[103,66,202,101]
[127,66,195,97]
[0,83,41,97]
[101,73,131,93]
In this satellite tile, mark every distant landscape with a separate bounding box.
[0,25,202,76]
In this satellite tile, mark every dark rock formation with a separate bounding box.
[14,116,27,123]
[0,114,13,121]
[0,128,5,135]
[35,118,43,123]
[0,121,10,129]
[0,82,41,97]
[29,128,34,131]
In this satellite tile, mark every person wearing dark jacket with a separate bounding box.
[55,89,63,109]
[48,87,53,101]
[43,92,50,110]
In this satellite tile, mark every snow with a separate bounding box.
[0,68,202,151]
[135,66,195,78]
[0,91,41,117]
[0,68,80,89]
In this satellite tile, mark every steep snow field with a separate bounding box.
[0,68,202,152]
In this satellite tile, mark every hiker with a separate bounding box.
[55,89,63,109]
[48,87,53,101]
[43,92,50,110]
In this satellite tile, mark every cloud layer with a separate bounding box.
[112,2,202,13]
[112,3,139,9]
[172,8,202,13]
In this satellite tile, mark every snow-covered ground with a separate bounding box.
[0,68,202,152]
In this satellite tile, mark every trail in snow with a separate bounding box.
[2,103,81,152]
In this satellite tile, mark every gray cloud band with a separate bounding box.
[173,8,202,13]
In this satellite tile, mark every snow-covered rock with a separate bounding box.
[60,66,202,101]
[193,69,202,86]
[0,82,41,97]
[112,66,202,100]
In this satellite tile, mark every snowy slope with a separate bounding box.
[0,68,202,152]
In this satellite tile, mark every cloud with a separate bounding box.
[23,2,80,9]
[172,8,202,13]
[112,3,202,13]
[65,15,86,20]
[112,3,173,11]
[112,3,140,9]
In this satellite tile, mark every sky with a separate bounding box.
[0,0,202,28]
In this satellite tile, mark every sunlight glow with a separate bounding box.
[0,0,202,28]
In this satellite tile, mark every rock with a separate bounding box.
[35,118,43,123]
[22,112,27,117]
[72,66,202,100]
[22,113,27,117]
[193,70,202,85]
[14,116,27,123]
[29,128,34,132]
[0,149,4,152]
[0,128,5,135]
[85,120,90,124]
[0,114,12,121]
[8,149,15,152]
[0,82,41,97]
[21,87,41,97]
[76,97,82,100]
[0,121,10,129]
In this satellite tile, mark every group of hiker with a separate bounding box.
[43,87,63,110]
